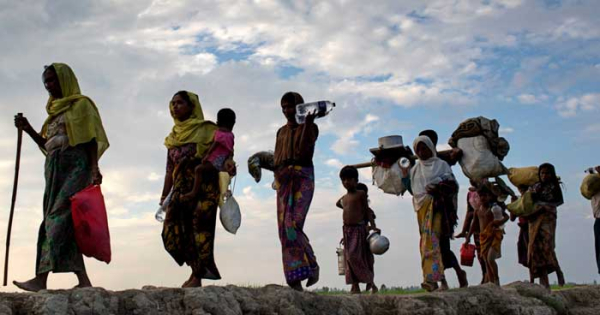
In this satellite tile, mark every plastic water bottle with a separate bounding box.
[155,189,174,222]
[155,206,166,223]
[295,101,336,124]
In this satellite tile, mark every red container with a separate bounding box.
[70,185,111,263]
[460,243,476,267]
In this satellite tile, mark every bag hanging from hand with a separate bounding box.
[70,185,111,263]
[220,194,241,234]
[372,161,407,196]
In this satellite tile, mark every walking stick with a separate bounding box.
[4,113,23,286]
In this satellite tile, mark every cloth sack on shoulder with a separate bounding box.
[457,136,505,180]
[581,174,600,200]
[372,161,407,196]
[507,191,536,217]
[247,151,274,183]
[508,167,539,187]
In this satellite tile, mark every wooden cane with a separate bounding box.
[4,113,23,286]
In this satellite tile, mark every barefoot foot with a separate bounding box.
[455,232,467,238]
[184,276,202,288]
[288,281,303,292]
[557,271,565,287]
[421,282,438,292]
[306,266,319,287]
[350,283,361,294]
[458,269,469,288]
[13,279,46,292]
[370,284,379,294]
[182,273,195,288]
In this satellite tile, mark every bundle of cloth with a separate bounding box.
[581,173,600,200]
[247,151,275,183]
[448,116,510,180]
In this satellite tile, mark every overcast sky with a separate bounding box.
[0,0,599,292]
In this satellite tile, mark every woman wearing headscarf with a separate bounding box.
[527,163,566,289]
[160,91,220,288]
[418,129,468,288]
[273,91,320,291]
[13,63,109,292]
[408,136,458,292]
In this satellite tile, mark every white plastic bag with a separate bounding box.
[220,194,241,234]
[372,161,407,196]
[457,136,505,180]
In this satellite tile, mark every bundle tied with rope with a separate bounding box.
[448,116,510,180]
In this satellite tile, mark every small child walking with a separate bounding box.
[336,166,378,294]
[456,180,487,284]
[356,182,379,293]
[466,183,509,285]
[182,108,236,200]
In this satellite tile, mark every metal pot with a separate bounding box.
[367,232,390,255]
[336,246,345,275]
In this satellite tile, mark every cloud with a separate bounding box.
[585,124,600,133]
[517,94,539,104]
[499,127,515,134]
[325,159,344,169]
[147,172,161,181]
[330,113,380,155]
[556,93,600,117]
[551,17,600,40]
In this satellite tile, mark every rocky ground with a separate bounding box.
[0,281,599,314]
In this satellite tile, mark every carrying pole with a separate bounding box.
[4,113,24,286]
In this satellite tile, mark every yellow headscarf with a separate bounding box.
[164,91,217,158]
[40,63,110,158]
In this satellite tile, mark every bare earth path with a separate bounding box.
[0,281,599,314]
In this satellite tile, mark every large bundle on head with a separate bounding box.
[448,116,509,180]
[370,136,413,196]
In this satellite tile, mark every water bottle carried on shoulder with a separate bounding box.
[295,100,336,124]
